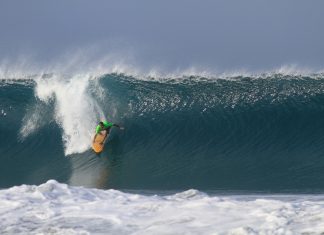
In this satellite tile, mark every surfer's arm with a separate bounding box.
[113,124,124,130]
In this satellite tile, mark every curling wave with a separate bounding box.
[1,72,324,191]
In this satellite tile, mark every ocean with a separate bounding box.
[2,72,324,234]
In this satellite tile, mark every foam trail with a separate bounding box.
[34,74,104,155]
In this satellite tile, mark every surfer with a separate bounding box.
[93,121,123,144]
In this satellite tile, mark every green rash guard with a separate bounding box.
[96,121,113,134]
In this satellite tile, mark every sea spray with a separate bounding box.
[34,74,105,155]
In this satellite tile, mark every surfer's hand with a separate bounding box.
[120,127,125,130]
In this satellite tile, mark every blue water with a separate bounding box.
[1,73,324,192]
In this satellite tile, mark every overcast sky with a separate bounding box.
[1,0,324,72]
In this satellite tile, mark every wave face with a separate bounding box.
[2,73,324,191]
[1,180,324,234]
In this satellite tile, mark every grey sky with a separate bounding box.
[1,0,324,72]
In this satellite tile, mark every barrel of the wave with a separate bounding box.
[92,120,124,153]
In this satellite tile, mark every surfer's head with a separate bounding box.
[99,121,104,128]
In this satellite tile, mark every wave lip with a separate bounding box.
[1,55,324,82]
[1,180,324,234]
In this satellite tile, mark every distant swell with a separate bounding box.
[1,73,324,191]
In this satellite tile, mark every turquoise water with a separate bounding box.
[1,73,324,192]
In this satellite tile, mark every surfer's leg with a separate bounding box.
[102,129,109,139]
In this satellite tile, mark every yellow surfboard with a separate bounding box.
[92,130,108,153]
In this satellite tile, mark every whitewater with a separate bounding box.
[2,180,324,234]
[2,68,324,234]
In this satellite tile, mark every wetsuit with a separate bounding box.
[96,121,114,134]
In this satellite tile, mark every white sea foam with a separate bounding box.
[31,74,105,155]
[1,180,324,235]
